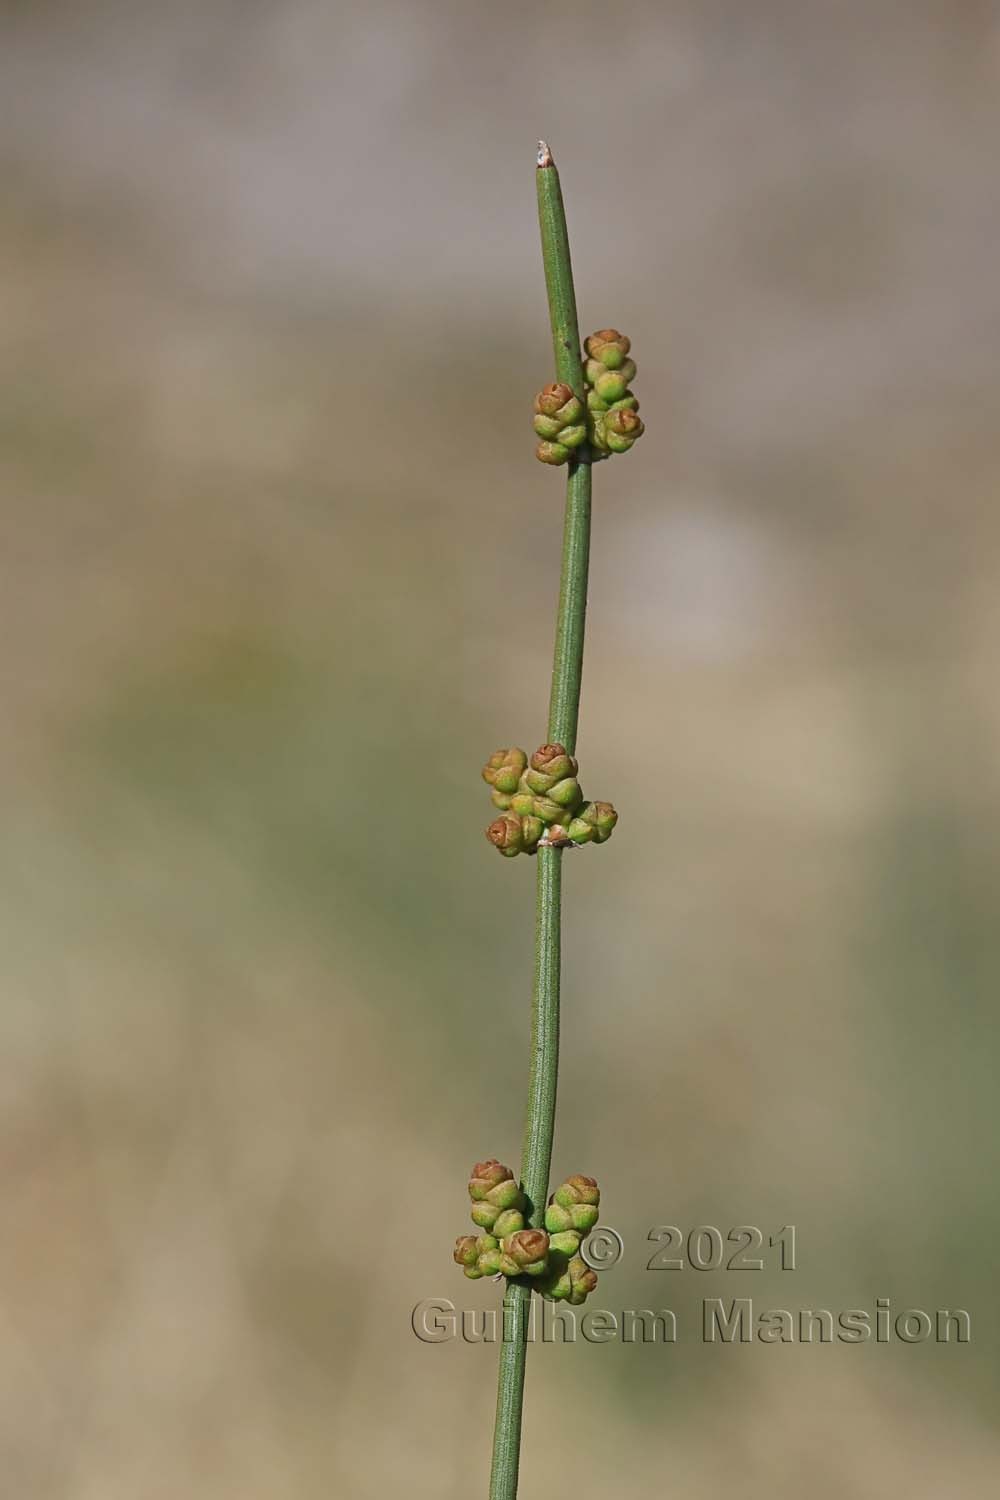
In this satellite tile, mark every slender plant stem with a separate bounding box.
[488,141,592,1500]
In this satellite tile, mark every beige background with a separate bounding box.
[2,1,999,1495]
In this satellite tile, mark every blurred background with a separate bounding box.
[2,0,1000,1494]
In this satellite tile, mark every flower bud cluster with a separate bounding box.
[482,744,618,857]
[454,1160,550,1281]
[533,383,588,467]
[582,329,645,459]
[454,1163,603,1304]
[536,1175,602,1303]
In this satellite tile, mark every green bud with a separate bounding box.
[470,1201,501,1230]
[547,776,583,810]
[489,1181,524,1212]
[532,797,571,827]
[454,1235,479,1269]
[476,1234,500,1254]
[559,424,587,450]
[538,1226,582,1299]
[544,1199,574,1233]
[593,369,629,404]
[510,791,536,817]
[493,1208,525,1240]
[588,408,610,455]
[567,817,595,845]
[463,1262,486,1279]
[520,815,544,854]
[535,440,570,466]
[547,1229,583,1258]
[490,789,514,811]
[468,1160,515,1201]
[477,1247,503,1276]
[584,329,631,370]
[567,1255,599,1305]
[570,1202,599,1232]
[502,1228,550,1277]
[482,748,528,795]
[533,413,564,440]
[486,814,525,857]
[540,1268,572,1301]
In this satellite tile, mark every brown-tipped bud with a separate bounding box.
[469,1160,515,1201]
[486,814,525,857]
[579,802,619,844]
[551,1174,600,1231]
[553,1174,601,1208]
[454,1235,479,1269]
[469,1164,525,1230]
[605,407,644,454]
[567,1256,599,1305]
[533,403,584,441]
[534,382,576,417]
[482,748,528,795]
[540,824,572,848]
[533,387,585,465]
[502,1228,550,1276]
[584,329,631,369]
[530,744,577,782]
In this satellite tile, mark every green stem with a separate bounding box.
[488,141,591,1500]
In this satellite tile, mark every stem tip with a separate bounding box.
[537,139,554,168]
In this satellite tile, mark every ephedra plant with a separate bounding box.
[450,144,645,1499]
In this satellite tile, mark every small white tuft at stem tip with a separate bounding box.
[537,139,554,168]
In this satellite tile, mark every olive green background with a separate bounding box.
[2,1,999,1494]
